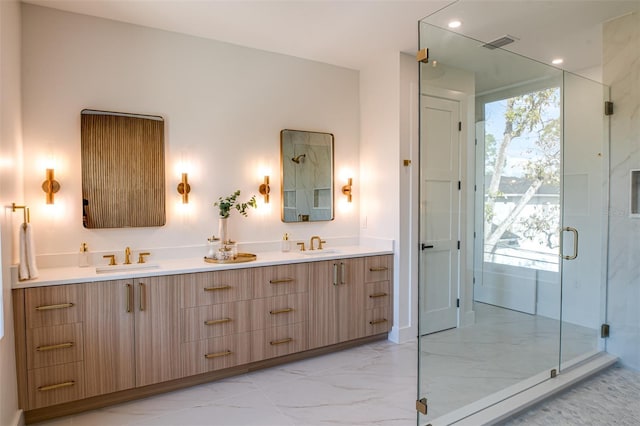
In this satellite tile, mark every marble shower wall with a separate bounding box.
[603,11,640,370]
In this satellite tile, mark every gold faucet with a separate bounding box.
[124,247,132,265]
[103,254,117,266]
[309,236,326,250]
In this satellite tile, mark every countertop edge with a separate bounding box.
[11,247,394,289]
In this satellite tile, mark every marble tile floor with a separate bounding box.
[34,303,598,426]
[503,363,640,425]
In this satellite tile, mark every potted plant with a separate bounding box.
[214,190,257,243]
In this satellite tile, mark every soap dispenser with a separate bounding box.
[79,242,90,267]
[281,233,291,252]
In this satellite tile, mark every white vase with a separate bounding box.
[218,217,229,244]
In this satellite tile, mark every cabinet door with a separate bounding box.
[135,276,182,387]
[308,260,340,349]
[84,280,135,397]
[336,258,365,342]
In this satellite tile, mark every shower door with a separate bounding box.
[417,18,609,425]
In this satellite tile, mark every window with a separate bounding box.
[482,87,561,272]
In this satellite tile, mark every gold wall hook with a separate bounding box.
[259,175,270,203]
[342,177,353,203]
[11,203,30,223]
[42,168,60,204]
[177,172,191,204]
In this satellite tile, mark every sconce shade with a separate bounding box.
[259,176,270,203]
[342,177,353,203]
[177,172,191,204]
[41,168,60,204]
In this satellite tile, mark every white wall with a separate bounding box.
[603,11,640,370]
[359,52,403,340]
[0,0,23,424]
[20,4,361,260]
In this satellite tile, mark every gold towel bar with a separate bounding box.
[11,203,30,223]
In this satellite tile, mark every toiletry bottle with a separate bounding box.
[281,233,291,252]
[79,242,90,267]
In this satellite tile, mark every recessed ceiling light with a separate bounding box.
[448,20,462,29]
[552,58,564,65]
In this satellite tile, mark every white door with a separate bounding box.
[419,95,460,335]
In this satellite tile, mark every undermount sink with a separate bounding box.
[95,263,160,274]
[299,249,341,256]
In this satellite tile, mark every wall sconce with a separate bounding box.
[177,172,191,204]
[259,176,270,203]
[342,178,353,203]
[41,168,60,204]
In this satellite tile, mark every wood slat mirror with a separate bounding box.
[281,129,334,222]
[81,109,166,228]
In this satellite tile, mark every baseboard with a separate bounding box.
[389,324,416,343]
[12,409,24,426]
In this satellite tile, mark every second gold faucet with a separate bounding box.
[309,236,326,250]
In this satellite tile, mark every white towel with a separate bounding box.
[18,222,39,281]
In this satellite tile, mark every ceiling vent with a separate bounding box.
[482,35,517,50]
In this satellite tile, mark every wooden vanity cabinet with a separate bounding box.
[308,257,366,349]
[83,276,181,396]
[14,253,393,422]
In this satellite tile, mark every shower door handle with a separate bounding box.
[561,227,578,260]
[421,243,434,250]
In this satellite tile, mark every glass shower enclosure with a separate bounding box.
[417,11,610,425]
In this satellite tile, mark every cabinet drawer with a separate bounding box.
[364,256,391,283]
[182,332,251,377]
[252,264,309,298]
[250,294,308,330]
[182,270,252,308]
[27,362,85,409]
[251,322,307,362]
[27,323,84,370]
[25,284,84,329]
[365,307,391,336]
[365,281,391,309]
[182,301,251,342]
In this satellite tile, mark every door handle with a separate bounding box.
[421,243,434,250]
[561,227,579,260]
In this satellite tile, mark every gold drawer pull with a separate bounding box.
[37,381,75,392]
[36,342,74,352]
[204,350,233,359]
[270,308,294,315]
[35,303,74,311]
[269,278,294,284]
[369,292,388,298]
[369,267,388,272]
[369,319,388,325]
[270,337,293,346]
[204,285,232,292]
[204,318,232,326]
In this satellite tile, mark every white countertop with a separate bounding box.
[12,245,393,289]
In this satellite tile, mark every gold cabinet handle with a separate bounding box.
[270,337,293,346]
[269,278,294,284]
[369,292,388,298]
[36,342,74,352]
[204,285,232,292]
[369,319,388,325]
[332,263,338,286]
[139,283,146,311]
[369,266,388,272]
[38,381,75,392]
[126,284,132,313]
[340,262,345,285]
[204,350,233,359]
[269,308,294,315]
[35,303,74,311]
[204,318,232,326]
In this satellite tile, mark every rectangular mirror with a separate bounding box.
[281,129,334,222]
[81,109,166,228]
